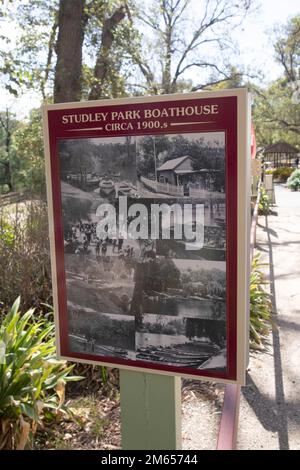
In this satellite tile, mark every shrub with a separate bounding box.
[0,298,81,449]
[287,169,300,191]
[272,167,294,183]
[250,254,272,348]
[258,187,270,215]
[0,200,52,312]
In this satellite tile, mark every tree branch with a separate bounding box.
[191,73,248,91]
[261,117,300,135]
[89,4,126,100]
[41,11,59,99]
[171,2,241,88]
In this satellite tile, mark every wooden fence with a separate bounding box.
[0,191,30,207]
[140,177,226,199]
[140,176,184,196]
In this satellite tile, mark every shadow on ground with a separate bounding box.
[242,214,290,450]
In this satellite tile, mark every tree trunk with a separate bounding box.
[89,5,126,101]
[4,162,12,191]
[0,161,12,191]
[162,26,172,94]
[54,0,86,103]
[0,109,13,191]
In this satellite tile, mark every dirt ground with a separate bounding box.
[33,379,224,450]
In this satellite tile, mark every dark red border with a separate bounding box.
[47,95,237,381]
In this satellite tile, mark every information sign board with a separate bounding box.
[43,89,250,383]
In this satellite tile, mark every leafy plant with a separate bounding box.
[258,187,270,215]
[272,166,294,183]
[0,217,15,248]
[250,254,272,348]
[0,298,81,450]
[287,169,300,191]
[0,200,52,312]
[12,108,46,195]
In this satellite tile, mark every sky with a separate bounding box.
[231,0,300,80]
[0,0,299,118]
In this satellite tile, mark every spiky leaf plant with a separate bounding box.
[0,298,81,449]
[250,254,272,348]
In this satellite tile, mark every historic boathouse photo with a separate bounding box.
[58,131,227,372]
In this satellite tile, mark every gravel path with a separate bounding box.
[237,184,300,450]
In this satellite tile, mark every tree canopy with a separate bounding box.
[253,15,300,147]
[1,0,256,101]
[0,3,299,192]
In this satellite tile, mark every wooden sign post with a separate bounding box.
[120,371,181,450]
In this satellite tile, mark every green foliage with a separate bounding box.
[2,0,140,99]
[253,79,300,147]
[1,0,59,97]
[253,16,300,147]
[272,166,294,182]
[0,110,20,192]
[258,187,270,215]
[0,108,45,195]
[250,254,272,347]
[1,0,256,101]
[207,65,245,91]
[82,3,139,99]
[133,1,254,94]
[287,169,300,191]
[0,297,81,449]
[0,217,15,247]
[12,108,45,195]
[274,15,300,82]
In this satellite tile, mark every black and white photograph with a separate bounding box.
[136,132,225,198]
[135,259,226,371]
[58,132,227,371]
[137,132,226,261]
[60,135,140,360]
